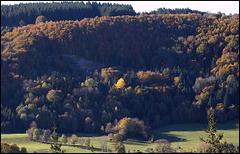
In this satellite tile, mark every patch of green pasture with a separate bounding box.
[60,133,105,148]
[152,119,239,151]
[123,138,156,152]
[1,119,238,153]
[1,133,94,153]
[62,133,155,152]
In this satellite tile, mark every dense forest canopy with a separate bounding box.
[1,1,208,28]
[1,2,239,136]
[144,7,206,15]
[1,1,136,27]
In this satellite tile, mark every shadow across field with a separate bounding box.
[153,133,188,143]
[30,138,112,152]
[70,133,102,138]
[152,119,239,143]
[216,119,239,130]
[123,138,152,146]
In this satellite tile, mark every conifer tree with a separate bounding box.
[50,123,65,153]
[200,107,227,153]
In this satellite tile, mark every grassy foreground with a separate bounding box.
[152,119,239,152]
[0,133,93,153]
[1,119,239,153]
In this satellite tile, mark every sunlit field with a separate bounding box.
[1,119,238,153]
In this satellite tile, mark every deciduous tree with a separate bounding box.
[35,16,48,24]
[71,134,78,145]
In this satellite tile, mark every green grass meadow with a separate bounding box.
[0,133,93,153]
[152,119,239,152]
[1,119,239,153]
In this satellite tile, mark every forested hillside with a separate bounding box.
[1,2,239,137]
[1,1,208,28]
[144,7,206,15]
[1,1,136,27]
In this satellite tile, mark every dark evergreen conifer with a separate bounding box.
[200,108,227,153]
[50,123,65,153]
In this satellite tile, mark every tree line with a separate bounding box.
[144,7,206,15]
[1,1,136,27]
[1,1,214,28]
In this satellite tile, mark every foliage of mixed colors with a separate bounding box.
[1,2,239,139]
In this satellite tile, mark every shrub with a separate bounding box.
[1,143,27,153]
[155,141,175,153]
[223,143,239,153]
[42,129,51,141]
[107,133,114,142]
[71,134,78,145]
[60,134,68,144]
[112,132,124,143]
[33,128,40,140]
[79,138,85,145]
[145,148,154,153]
[105,122,114,133]
[192,143,210,153]
[154,139,170,143]
[10,143,20,153]
[20,146,28,153]
[1,142,11,153]
[84,139,91,148]
[112,141,125,153]
[26,127,35,139]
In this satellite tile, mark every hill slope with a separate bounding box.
[1,13,239,134]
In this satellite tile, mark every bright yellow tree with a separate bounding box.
[115,78,126,89]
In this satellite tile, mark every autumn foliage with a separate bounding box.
[1,11,239,134]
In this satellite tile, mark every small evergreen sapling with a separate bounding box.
[50,123,65,153]
[200,107,227,153]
